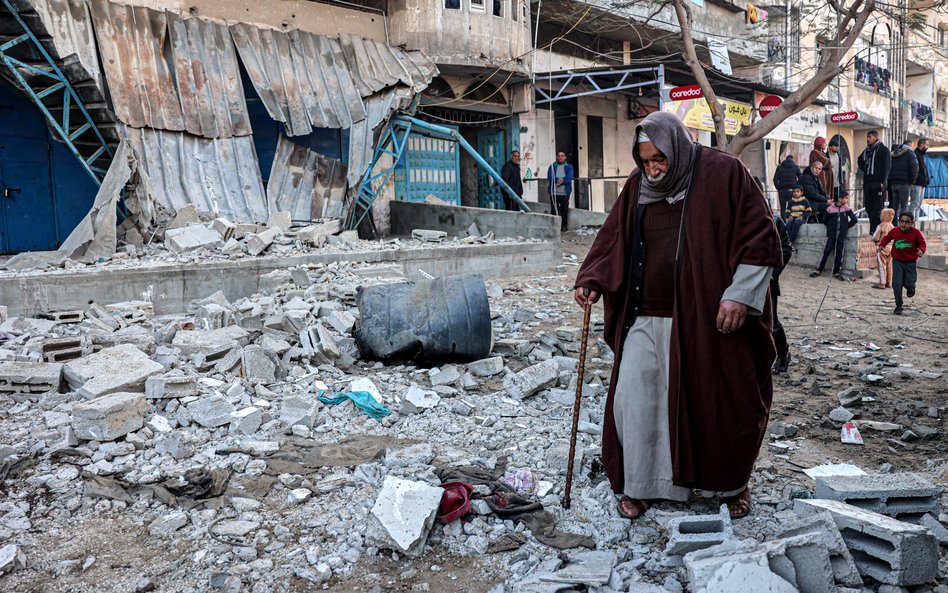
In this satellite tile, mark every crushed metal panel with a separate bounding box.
[337,34,438,96]
[30,0,106,96]
[124,127,269,223]
[347,87,413,187]
[90,0,184,132]
[267,135,348,221]
[166,12,250,138]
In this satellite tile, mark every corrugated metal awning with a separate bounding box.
[124,126,269,223]
[267,135,348,221]
[347,87,413,186]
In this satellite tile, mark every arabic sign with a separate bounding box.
[663,96,753,136]
[669,84,703,101]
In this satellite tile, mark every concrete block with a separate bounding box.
[0,543,26,573]
[40,336,89,362]
[168,204,199,229]
[325,310,356,335]
[919,513,948,546]
[210,217,236,241]
[231,406,262,435]
[63,344,164,399]
[704,561,798,593]
[172,326,249,357]
[400,385,440,414]
[776,512,862,587]
[165,225,223,253]
[280,396,321,430]
[411,229,447,243]
[0,361,62,394]
[145,375,198,399]
[467,356,504,377]
[492,338,533,357]
[72,392,147,441]
[187,396,237,428]
[814,473,942,521]
[367,477,443,556]
[241,345,279,384]
[246,227,280,256]
[665,504,733,556]
[298,220,341,245]
[299,322,339,362]
[220,238,241,255]
[42,310,84,324]
[503,359,560,399]
[794,498,939,585]
[685,541,781,592]
[762,534,836,593]
[429,364,462,386]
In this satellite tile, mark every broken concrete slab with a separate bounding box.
[187,396,237,429]
[502,359,560,399]
[280,396,321,430]
[298,220,342,245]
[0,543,26,574]
[267,211,292,232]
[467,356,504,377]
[246,227,280,256]
[367,477,442,556]
[241,345,279,384]
[165,225,224,254]
[231,407,263,436]
[63,344,164,399]
[704,561,798,593]
[172,326,249,358]
[148,510,189,537]
[72,392,147,441]
[542,550,617,587]
[411,229,447,243]
[325,310,356,335]
[210,218,236,241]
[814,473,942,521]
[0,316,57,336]
[794,498,938,585]
[429,365,462,387]
[400,385,441,414]
[665,504,733,557]
[0,361,62,394]
[168,204,199,229]
[776,512,862,587]
[920,513,948,546]
[145,375,198,399]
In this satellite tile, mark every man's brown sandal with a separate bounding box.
[723,487,751,519]
[617,496,651,520]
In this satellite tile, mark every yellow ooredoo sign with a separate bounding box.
[663,97,752,136]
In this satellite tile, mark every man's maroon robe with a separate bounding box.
[576,146,783,494]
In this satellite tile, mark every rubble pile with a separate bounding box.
[0,261,945,592]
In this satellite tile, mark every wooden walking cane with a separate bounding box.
[563,300,592,510]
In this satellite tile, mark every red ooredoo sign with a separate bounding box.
[669,84,703,101]
[830,111,859,123]
[758,95,782,116]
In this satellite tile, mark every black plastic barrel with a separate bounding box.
[354,274,492,362]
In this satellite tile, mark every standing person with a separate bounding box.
[911,137,930,221]
[858,130,892,234]
[783,185,812,245]
[872,208,896,289]
[772,215,793,374]
[772,155,801,215]
[500,150,524,212]
[800,161,830,222]
[827,138,847,199]
[879,212,927,315]
[547,151,573,232]
[810,137,834,196]
[887,140,919,219]
[573,111,782,521]
[809,192,858,280]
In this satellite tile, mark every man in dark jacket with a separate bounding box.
[800,162,829,222]
[773,155,801,215]
[772,215,793,373]
[911,138,930,220]
[857,130,891,233]
[500,150,524,212]
[887,141,919,219]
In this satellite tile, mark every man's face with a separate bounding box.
[556,152,566,164]
[811,162,823,175]
[919,140,929,152]
[840,196,849,207]
[511,152,520,164]
[867,134,878,146]
[638,142,669,182]
[829,144,839,154]
[792,188,803,199]
[898,216,914,230]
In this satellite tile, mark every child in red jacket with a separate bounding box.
[878,212,927,315]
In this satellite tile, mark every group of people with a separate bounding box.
[572,111,929,533]
[500,150,574,232]
[771,131,928,310]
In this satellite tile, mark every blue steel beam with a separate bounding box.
[0,0,112,186]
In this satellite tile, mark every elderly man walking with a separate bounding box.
[574,112,782,520]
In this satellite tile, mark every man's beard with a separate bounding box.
[646,171,667,183]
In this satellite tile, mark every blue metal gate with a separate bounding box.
[0,81,97,253]
[477,129,505,209]
[394,126,460,204]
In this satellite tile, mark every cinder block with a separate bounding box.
[794,498,938,586]
[665,504,733,556]
[814,473,942,522]
[145,375,198,399]
[41,337,89,362]
[0,361,62,394]
[72,392,147,441]
[762,534,836,593]
[777,512,862,587]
